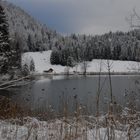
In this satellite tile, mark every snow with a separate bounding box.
[22,50,65,74]
[0,118,131,140]
[22,50,140,74]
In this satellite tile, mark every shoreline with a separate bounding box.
[32,71,140,76]
[0,72,139,87]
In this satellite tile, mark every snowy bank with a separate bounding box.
[22,50,140,74]
[0,117,132,140]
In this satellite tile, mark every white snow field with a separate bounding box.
[22,50,140,74]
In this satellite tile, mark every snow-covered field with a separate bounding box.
[22,50,140,74]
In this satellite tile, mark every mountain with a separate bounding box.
[1,0,140,67]
[1,0,61,52]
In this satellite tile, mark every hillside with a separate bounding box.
[1,0,61,52]
[1,1,140,66]
[50,31,140,66]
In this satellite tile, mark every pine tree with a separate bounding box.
[30,59,35,72]
[0,4,12,73]
[22,63,29,76]
[50,50,60,65]
[67,56,74,67]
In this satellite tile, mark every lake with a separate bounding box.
[2,75,140,116]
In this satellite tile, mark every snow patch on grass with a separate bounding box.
[0,118,129,140]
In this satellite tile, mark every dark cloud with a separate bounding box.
[7,0,140,35]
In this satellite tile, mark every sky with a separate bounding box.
[7,0,140,35]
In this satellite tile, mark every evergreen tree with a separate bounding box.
[22,63,29,76]
[9,35,22,70]
[30,59,35,72]
[67,56,74,67]
[27,34,32,51]
[0,4,12,73]
[50,50,60,65]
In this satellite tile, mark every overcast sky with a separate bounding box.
[7,0,140,35]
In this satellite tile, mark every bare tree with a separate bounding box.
[126,8,140,29]
[126,8,140,72]
[95,60,102,140]
[81,60,89,76]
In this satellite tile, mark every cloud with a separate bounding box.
[7,0,140,35]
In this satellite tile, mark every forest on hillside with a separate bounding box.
[51,30,140,66]
[1,0,140,70]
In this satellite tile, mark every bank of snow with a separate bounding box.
[22,50,140,74]
[0,118,130,140]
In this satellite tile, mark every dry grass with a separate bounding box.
[0,93,139,140]
[0,74,140,139]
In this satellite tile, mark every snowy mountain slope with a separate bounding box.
[1,1,140,67]
[1,0,61,52]
[22,51,140,74]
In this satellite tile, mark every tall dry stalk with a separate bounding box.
[95,60,102,140]
[106,59,116,140]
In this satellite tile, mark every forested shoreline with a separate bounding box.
[51,30,140,66]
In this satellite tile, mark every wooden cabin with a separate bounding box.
[44,68,54,73]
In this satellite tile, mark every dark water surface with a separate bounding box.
[1,75,140,115]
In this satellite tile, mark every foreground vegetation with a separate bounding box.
[0,76,140,140]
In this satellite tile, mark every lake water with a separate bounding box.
[2,75,140,116]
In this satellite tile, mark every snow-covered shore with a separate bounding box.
[1,114,140,140]
[22,50,140,75]
[0,117,131,140]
